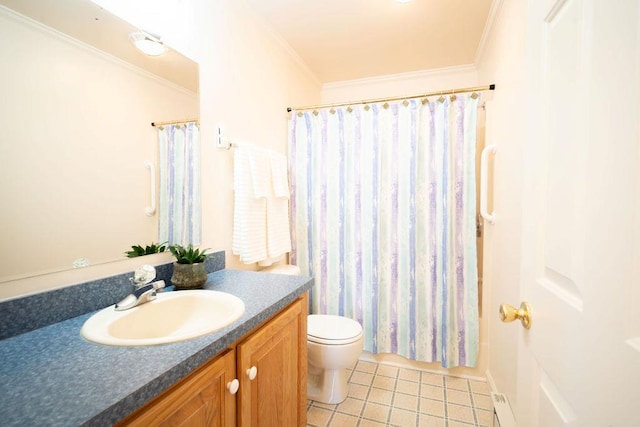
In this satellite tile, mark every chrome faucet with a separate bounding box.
[115,280,165,311]
[115,265,166,311]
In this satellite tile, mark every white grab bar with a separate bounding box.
[480,144,496,224]
[144,160,156,216]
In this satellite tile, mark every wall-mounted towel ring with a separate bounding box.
[480,144,496,224]
[145,160,156,216]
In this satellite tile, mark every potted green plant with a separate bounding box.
[169,244,210,289]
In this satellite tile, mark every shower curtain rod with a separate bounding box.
[286,84,495,113]
[150,118,199,127]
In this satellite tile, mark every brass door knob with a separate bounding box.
[499,302,532,329]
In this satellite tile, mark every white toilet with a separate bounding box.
[260,263,364,404]
[306,314,363,403]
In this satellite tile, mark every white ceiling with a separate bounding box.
[246,0,494,84]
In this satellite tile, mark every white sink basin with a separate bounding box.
[81,290,245,346]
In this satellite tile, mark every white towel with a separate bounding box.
[232,144,292,264]
[232,144,268,263]
[266,152,292,258]
[270,152,290,198]
[249,149,270,199]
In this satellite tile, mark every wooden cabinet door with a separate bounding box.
[121,350,237,427]
[237,296,307,427]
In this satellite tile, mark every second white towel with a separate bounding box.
[232,144,292,264]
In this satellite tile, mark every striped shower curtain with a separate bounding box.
[157,122,201,246]
[289,95,479,368]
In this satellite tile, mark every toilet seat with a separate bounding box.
[307,314,363,345]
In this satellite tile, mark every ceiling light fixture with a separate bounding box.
[129,31,166,56]
[395,0,412,3]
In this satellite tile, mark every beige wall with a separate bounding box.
[0,7,198,283]
[475,0,527,402]
[195,0,321,270]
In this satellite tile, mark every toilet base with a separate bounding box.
[307,365,349,404]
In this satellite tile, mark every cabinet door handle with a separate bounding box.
[246,366,257,380]
[226,379,239,395]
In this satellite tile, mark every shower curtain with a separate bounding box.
[157,122,201,246]
[289,95,479,368]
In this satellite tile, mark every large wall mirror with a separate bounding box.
[0,0,199,285]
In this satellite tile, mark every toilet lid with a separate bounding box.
[307,314,363,345]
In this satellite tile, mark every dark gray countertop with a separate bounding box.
[0,269,312,427]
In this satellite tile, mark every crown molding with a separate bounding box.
[475,0,505,66]
[323,64,478,90]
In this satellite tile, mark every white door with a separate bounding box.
[515,1,640,426]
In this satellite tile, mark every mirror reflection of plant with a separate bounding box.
[169,244,210,264]
[125,242,168,258]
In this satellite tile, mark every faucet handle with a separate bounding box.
[131,265,157,287]
[152,280,165,291]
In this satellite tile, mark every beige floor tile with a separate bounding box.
[419,398,445,417]
[446,402,475,424]
[329,412,360,427]
[377,364,399,378]
[336,397,364,417]
[473,393,493,411]
[369,387,394,405]
[393,393,418,412]
[389,407,418,427]
[421,372,444,387]
[362,401,391,422]
[308,361,491,427]
[476,408,494,427]
[448,421,473,427]
[396,379,420,395]
[355,360,378,374]
[444,376,469,391]
[421,384,444,401]
[372,374,396,390]
[356,419,387,427]
[307,406,333,427]
[348,383,370,400]
[350,371,374,386]
[313,403,337,412]
[469,380,491,395]
[398,368,421,382]
[418,414,446,427]
[446,389,471,406]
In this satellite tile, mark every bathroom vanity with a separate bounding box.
[0,267,312,426]
[119,293,308,426]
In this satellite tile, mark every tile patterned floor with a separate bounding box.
[307,360,493,427]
